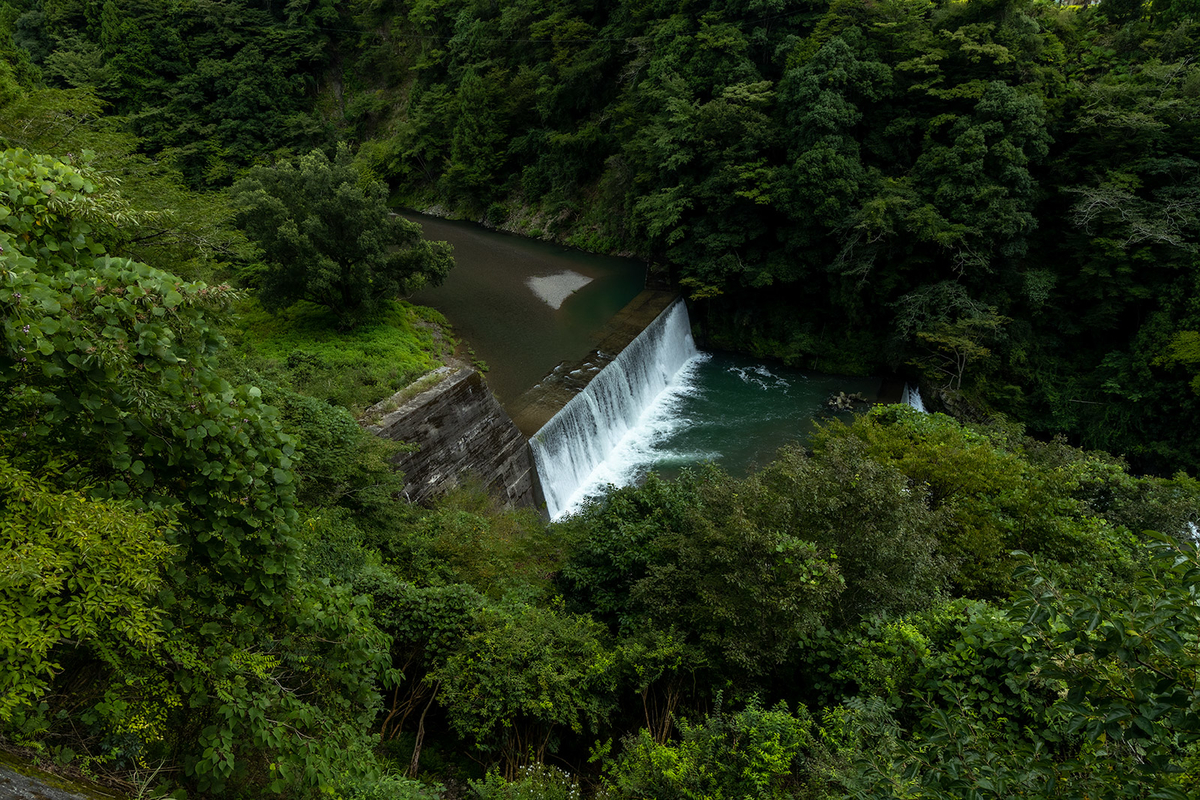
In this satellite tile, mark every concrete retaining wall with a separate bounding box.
[363,365,544,510]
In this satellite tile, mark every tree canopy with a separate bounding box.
[231,144,453,329]
[5,1,1200,798]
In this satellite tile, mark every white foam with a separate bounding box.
[728,363,791,392]
[526,270,593,309]
[552,355,710,517]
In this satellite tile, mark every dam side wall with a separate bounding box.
[364,365,544,510]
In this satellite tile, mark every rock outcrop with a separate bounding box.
[0,760,114,800]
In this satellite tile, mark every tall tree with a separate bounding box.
[232,143,453,329]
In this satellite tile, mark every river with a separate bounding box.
[405,213,880,514]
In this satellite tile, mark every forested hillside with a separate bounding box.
[4,1,1200,799]
[4,0,1198,471]
[330,0,1199,476]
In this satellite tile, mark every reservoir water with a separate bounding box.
[405,213,879,517]
[406,213,646,403]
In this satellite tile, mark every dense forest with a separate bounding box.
[3,0,1200,799]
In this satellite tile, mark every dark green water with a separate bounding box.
[557,352,881,514]
[638,353,880,479]
[405,213,646,403]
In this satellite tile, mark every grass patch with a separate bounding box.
[360,367,455,425]
[222,299,452,413]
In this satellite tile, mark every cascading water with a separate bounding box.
[901,383,927,413]
[530,298,699,519]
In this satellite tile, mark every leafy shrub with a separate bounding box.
[471,763,582,800]
[607,696,810,800]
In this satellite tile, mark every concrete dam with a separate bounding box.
[365,289,692,519]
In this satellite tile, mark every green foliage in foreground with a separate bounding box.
[471,763,581,800]
[0,457,173,721]
[835,537,1200,800]
[2,146,395,795]
[609,696,811,800]
[274,404,1197,800]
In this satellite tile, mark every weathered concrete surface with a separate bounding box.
[0,762,118,800]
[364,365,544,510]
[507,289,679,437]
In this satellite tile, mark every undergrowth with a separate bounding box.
[222,299,452,413]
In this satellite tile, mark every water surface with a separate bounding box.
[555,352,880,516]
[406,213,646,403]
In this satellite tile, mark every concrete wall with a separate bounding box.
[507,289,679,437]
[363,365,544,510]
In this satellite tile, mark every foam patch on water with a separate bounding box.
[728,364,792,392]
[527,270,593,309]
[554,354,711,518]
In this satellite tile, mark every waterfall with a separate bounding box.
[901,383,927,413]
[530,298,699,519]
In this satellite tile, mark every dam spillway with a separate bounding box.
[386,217,881,517]
[509,291,698,519]
[368,286,881,518]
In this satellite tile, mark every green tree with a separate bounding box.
[0,457,174,721]
[818,406,1142,599]
[441,66,510,200]
[753,437,949,626]
[263,381,409,521]
[777,28,891,283]
[2,146,392,795]
[232,144,453,328]
[912,308,1010,398]
[627,74,782,296]
[562,466,844,678]
[432,601,615,777]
